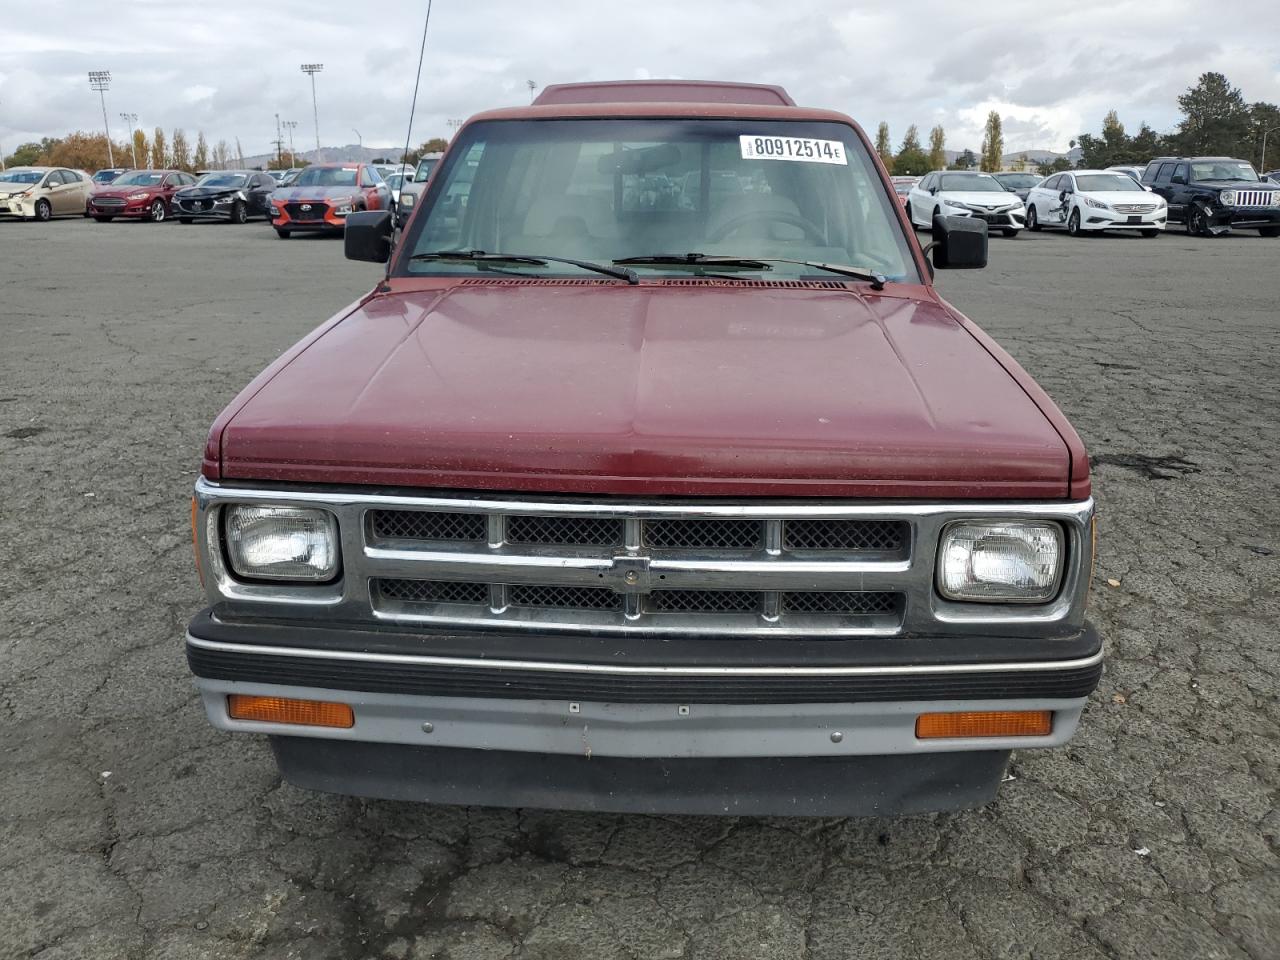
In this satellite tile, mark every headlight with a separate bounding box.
[1270,192,1280,207]
[334,202,353,215]
[270,204,281,216]
[400,193,415,207]
[128,192,150,200]
[1082,196,1110,210]
[938,521,1064,603]
[223,505,339,582]
[1220,190,1236,206]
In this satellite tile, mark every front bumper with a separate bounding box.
[173,199,238,220]
[945,207,1026,229]
[0,198,33,217]
[1082,207,1167,230]
[271,200,351,231]
[88,199,153,217]
[186,611,1101,813]
[1206,206,1280,229]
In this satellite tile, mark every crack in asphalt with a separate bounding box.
[2,224,1277,959]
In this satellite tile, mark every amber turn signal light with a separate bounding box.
[915,710,1052,739]
[227,695,354,728]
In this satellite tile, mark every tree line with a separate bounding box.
[1073,72,1279,172]
[874,72,1279,180]
[5,130,454,173]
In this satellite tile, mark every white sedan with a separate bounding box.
[1026,170,1167,237]
[905,171,1026,237]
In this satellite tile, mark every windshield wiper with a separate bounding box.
[614,253,886,290]
[408,249,638,284]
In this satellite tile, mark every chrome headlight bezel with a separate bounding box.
[222,504,341,583]
[1220,190,1236,207]
[1082,196,1110,210]
[936,520,1066,604]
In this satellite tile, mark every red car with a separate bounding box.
[186,80,1099,817]
[891,175,919,207]
[87,169,199,222]
[268,162,390,237]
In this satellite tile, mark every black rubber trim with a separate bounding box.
[189,608,1101,669]
[186,645,1102,706]
[271,737,1010,816]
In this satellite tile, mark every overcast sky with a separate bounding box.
[3,0,1278,160]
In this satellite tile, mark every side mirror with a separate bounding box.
[344,210,393,263]
[1059,190,1069,202]
[929,186,938,195]
[930,214,987,269]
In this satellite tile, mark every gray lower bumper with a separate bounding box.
[269,735,1012,816]
[196,677,1085,758]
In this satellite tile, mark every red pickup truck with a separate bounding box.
[187,80,1099,816]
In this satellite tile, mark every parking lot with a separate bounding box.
[2,217,1278,960]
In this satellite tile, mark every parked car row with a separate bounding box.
[1,162,394,236]
[897,155,1279,239]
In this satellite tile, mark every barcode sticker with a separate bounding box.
[740,136,847,165]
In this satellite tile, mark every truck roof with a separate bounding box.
[533,79,795,107]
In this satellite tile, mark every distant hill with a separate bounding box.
[240,144,407,168]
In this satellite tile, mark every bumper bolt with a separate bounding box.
[421,722,434,734]
[830,731,844,743]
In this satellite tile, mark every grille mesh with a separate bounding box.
[783,591,899,615]
[371,510,487,543]
[509,585,621,610]
[508,515,624,547]
[648,590,759,613]
[379,579,488,605]
[645,519,763,550]
[783,519,906,553]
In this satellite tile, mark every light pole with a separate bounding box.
[88,71,115,167]
[300,63,323,157]
[353,128,362,156]
[120,112,138,167]
[1261,124,1280,174]
[527,79,537,103]
[447,118,464,139]
[283,121,298,167]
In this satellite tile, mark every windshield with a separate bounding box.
[114,171,165,186]
[385,173,404,190]
[994,174,1039,189]
[93,170,121,183]
[292,166,359,187]
[1191,161,1258,182]
[414,158,439,182]
[196,173,247,188]
[1075,174,1145,193]
[402,118,918,283]
[1,170,44,185]
[939,173,1005,192]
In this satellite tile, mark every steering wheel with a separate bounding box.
[707,208,827,244]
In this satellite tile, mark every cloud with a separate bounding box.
[2,0,1277,157]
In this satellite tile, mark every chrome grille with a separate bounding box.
[376,578,901,623]
[783,591,900,615]
[380,578,487,605]
[508,515,622,547]
[1230,190,1273,207]
[510,584,619,610]
[371,510,486,543]
[645,518,762,549]
[197,481,1096,640]
[649,589,758,613]
[93,196,126,206]
[1113,203,1156,214]
[784,519,905,553]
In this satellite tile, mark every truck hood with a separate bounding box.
[218,281,1073,498]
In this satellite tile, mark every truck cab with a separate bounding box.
[187,80,1099,816]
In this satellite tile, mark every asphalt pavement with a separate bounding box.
[1,215,1277,959]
